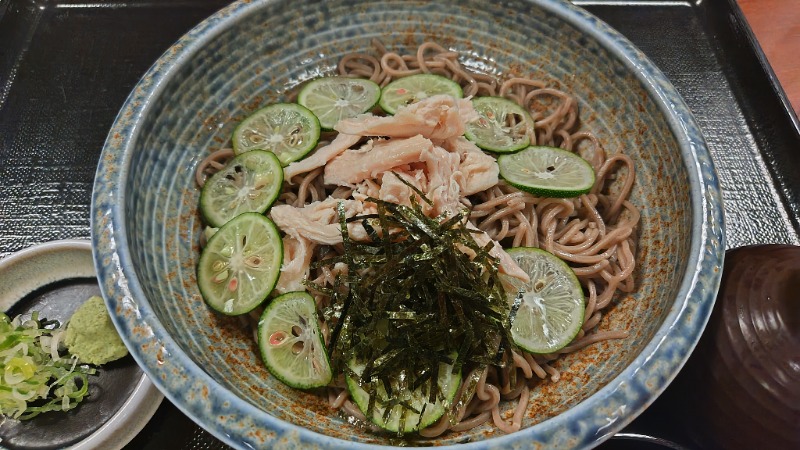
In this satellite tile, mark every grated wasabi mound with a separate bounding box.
[64,296,129,365]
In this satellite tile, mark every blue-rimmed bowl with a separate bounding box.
[91,0,725,448]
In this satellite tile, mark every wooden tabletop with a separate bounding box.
[738,0,800,116]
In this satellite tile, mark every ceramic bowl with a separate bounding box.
[91,0,725,448]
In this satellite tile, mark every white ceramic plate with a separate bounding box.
[0,239,163,450]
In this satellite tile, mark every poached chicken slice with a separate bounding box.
[334,95,478,141]
[442,136,500,196]
[274,235,315,294]
[323,134,433,186]
[284,132,361,182]
[467,222,530,282]
[269,198,371,246]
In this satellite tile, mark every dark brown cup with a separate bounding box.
[676,244,800,449]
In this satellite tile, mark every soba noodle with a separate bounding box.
[196,40,639,437]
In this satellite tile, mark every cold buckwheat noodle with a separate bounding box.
[196,40,638,437]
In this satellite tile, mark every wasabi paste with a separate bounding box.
[64,296,128,365]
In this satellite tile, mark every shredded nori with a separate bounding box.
[318,196,517,428]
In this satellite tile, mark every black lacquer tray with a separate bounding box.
[1,0,798,448]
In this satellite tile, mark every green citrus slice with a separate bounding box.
[345,357,461,433]
[501,247,585,354]
[464,96,533,153]
[232,103,321,165]
[197,213,283,315]
[498,146,595,198]
[298,77,381,130]
[199,150,283,228]
[257,291,332,389]
[379,73,463,114]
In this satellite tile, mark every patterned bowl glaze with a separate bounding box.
[91,0,725,448]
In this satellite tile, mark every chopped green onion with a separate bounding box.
[0,312,96,420]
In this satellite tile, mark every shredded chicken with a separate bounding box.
[284,133,361,182]
[273,95,527,281]
[334,95,478,140]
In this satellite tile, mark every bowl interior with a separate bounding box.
[123,0,690,445]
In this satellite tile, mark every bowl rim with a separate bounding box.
[90,0,726,448]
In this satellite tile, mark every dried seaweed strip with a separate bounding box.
[320,199,517,422]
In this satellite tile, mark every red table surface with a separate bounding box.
[739,0,800,116]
